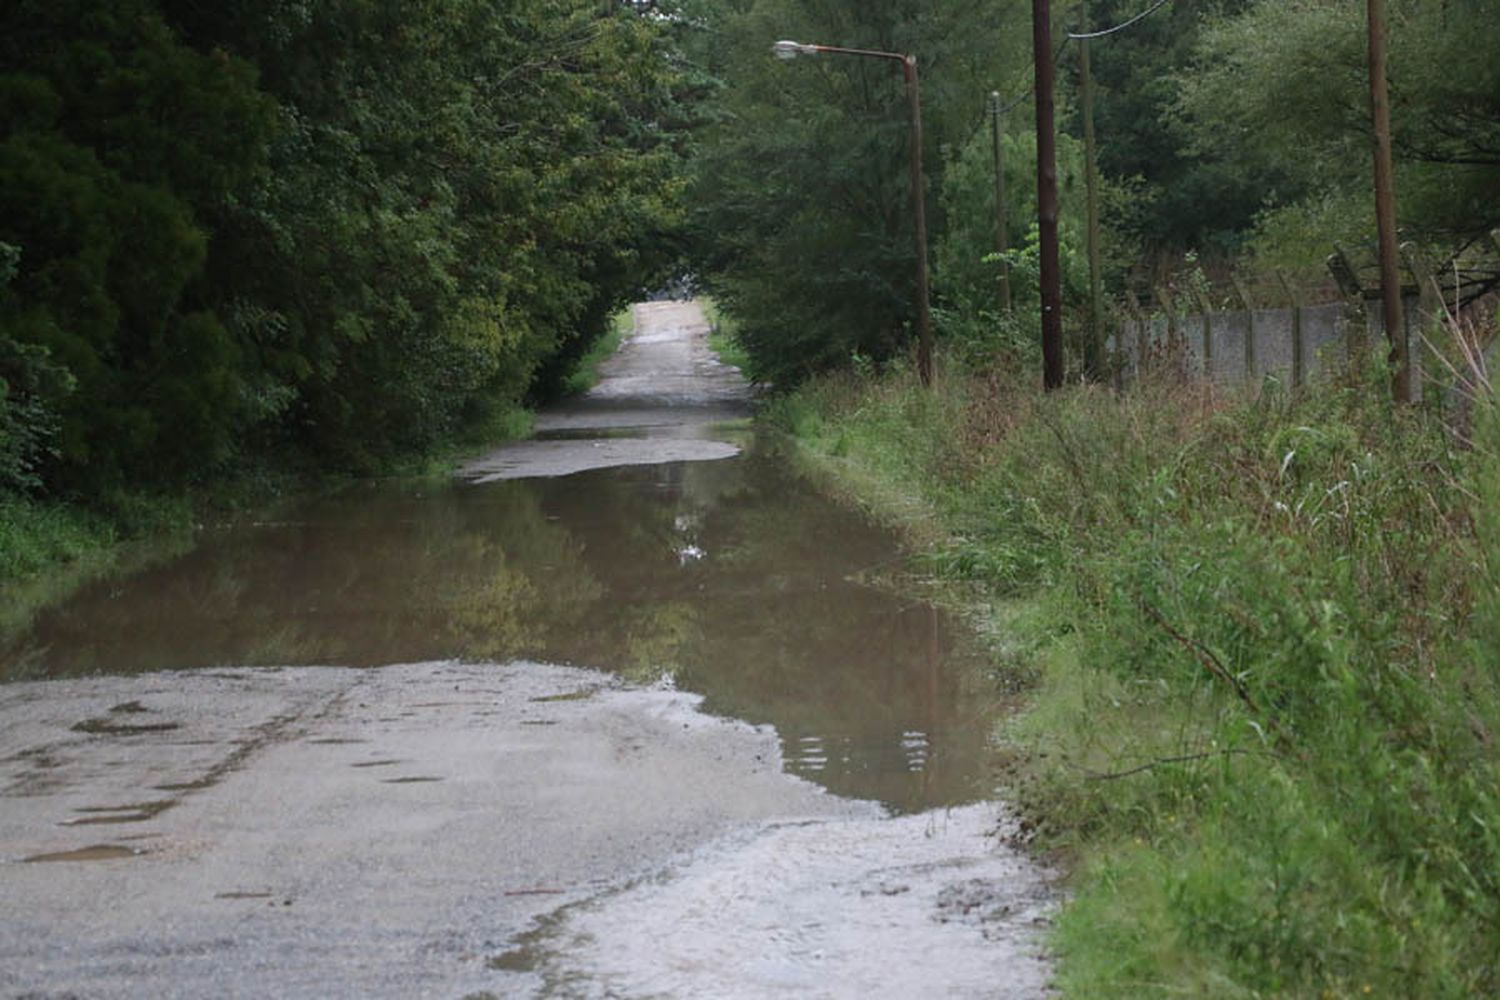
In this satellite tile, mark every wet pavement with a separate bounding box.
[0,301,1054,997]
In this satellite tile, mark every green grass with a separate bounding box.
[0,491,195,644]
[0,497,119,588]
[774,354,1500,998]
[702,297,753,374]
[0,395,538,636]
[561,307,633,397]
[380,403,535,479]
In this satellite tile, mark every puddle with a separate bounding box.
[61,800,176,825]
[71,718,182,736]
[22,844,147,863]
[2,438,1009,813]
[529,688,601,704]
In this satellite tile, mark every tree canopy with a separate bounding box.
[4,0,1496,497]
[684,0,1035,386]
[0,0,689,494]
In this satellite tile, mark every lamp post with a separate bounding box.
[772,39,934,387]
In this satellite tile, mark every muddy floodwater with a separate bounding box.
[4,435,1007,814]
[0,302,1052,998]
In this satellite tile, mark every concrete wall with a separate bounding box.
[1107,296,1420,390]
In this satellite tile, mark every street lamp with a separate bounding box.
[771,39,934,388]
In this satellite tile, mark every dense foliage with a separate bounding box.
[691,0,1498,382]
[0,0,687,496]
[7,1,1494,494]
[685,0,1035,386]
[1176,0,1500,274]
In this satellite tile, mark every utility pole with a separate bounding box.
[1367,0,1407,403]
[1079,0,1104,380]
[905,55,934,387]
[1033,0,1065,390]
[990,92,1012,313]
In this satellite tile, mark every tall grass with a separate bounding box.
[703,297,754,375]
[561,307,633,397]
[776,356,1500,997]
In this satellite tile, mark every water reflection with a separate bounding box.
[1,439,1002,813]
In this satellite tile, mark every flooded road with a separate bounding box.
[0,302,1053,997]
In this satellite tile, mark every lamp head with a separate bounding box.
[772,40,818,60]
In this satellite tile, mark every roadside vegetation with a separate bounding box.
[774,353,1500,997]
[562,308,635,399]
[691,4,1500,990]
[0,1,692,587]
[5,1,1499,993]
[703,299,753,375]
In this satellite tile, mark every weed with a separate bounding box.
[703,297,753,374]
[780,348,1500,997]
[561,308,633,397]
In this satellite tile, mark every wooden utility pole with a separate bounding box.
[1367,0,1408,402]
[1033,0,1065,390]
[903,55,934,387]
[990,92,1012,313]
[1079,0,1104,380]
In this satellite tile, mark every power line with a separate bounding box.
[964,34,1069,142]
[1067,0,1173,40]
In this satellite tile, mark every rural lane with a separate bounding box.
[0,301,1053,998]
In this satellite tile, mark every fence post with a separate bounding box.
[1128,295,1146,386]
[1187,284,1214,380]
[1110,301,1127,391]
[1232,275,1256,385]
[1328,244,1368,373]
[1154,284,1179,375]
[1277,270,1304,389]
[1125,292,1147,378]
[1401,242,1441,399]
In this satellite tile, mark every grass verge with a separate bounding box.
[703,297,753,374]
[771,356,1500,998]
[561,307,633,397]
[0,400,535,640]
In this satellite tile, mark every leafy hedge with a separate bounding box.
[0,0,688,496]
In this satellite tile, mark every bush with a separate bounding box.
[781,354,1500,996]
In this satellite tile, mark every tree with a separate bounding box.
[0,0,276,490]
[1175,0,1500,275]
[687,0,1032,386]
[1,0,696,495]
[1069,0,1263,264]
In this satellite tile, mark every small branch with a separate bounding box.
[1138,599,1275,733]
[1077,748,1270,781]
